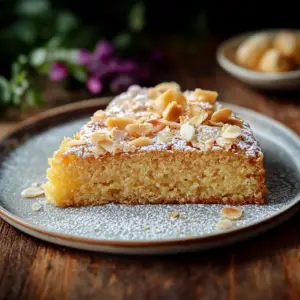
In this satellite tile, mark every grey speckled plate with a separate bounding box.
[0,99,300,255]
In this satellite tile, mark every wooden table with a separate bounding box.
[1,47,300,300]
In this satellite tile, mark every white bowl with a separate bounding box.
[216,29,300,90]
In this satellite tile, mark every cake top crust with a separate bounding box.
[63,82,262,159]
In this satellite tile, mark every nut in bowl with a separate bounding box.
[217,29,300,90]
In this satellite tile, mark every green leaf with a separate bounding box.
[15,0,50,17]
[25,88,43,107]
[71,65,87,82]
[56,11,79,34]
[128,2,145,32]
[114,33,132,50]
[0,77,11,103]
[10,21,37,44]
[46,36,62,50]
[30,48,47,67]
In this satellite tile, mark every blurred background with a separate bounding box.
[1,0,300,118]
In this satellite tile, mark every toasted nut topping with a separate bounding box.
[189,111,208,126]
[90,132,113,144]
[106,117,135,129]
[110,128,127,142]
[160,119,181,129]
[168,210,181,218]
[147,119,166,133]
[180,123,195,141]
[221,207,243,220]
[211,108,232,123]
[190,104,209,118]
[209,121,224,127]
[147,88,160,99]
[128,137,153,147]
[92,110,106,121]
[194,89,218,104]
[21,187,44,198]
[154,81,180,93]
[221,124,241,139]
[227,117,243,127]
[215,219,233,231]
[163,101,183,122]
[66,139,87,147]
[156,89,187,111]
[90,145,106,156]
[101,142,114,153]
[204,138,215,150]
[32,202,42,211]
[216,137,233,147]
[157,131,173,143]
[125,123,153,137]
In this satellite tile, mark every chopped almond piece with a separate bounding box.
[190,104,208,118]
[111,128,127,142]
[91,110,106,121]
[128,137,153,147]
[66,139,87,147]
[147,119,166,133]
[90,132,112,144]
[180,123,195,141]
[189,111,208,126]
[227,117,243,127]
[157,131,173,143]
[211,108,232,123]
[156,89,187,111]
[154,82,180,93]
[221,206,243,220]
[194,89,218,104]
[163,101,183,122]
[125,123,153,137]
[215,219,233,231]
[106,117,135,129]
[221,124,241,139]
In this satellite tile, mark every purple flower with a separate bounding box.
[94,40,114,62]
[108,59,137,73]
[87,77,103,94]
[49,62,68,81]
[76,49,91,65]
[88,59,112,79]
[110,74,136,93]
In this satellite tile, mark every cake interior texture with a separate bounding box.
[44,83,266,207]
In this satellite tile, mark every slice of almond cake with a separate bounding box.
[44,82,266,207]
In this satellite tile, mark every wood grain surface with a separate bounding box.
[1,41,300,300]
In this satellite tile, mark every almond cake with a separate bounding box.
[44,82,266,207]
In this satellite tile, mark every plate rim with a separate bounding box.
[1,98,300,250]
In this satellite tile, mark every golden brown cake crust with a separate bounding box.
[44,83,266,207]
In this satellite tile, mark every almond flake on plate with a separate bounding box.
[215,219,233,231]
[32,202,42,211]
[221,206,243,220]
[21,187,44,198]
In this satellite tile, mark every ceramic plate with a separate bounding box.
[0,99,300,255]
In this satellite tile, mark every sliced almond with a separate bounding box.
[125,123,153,137]
[156,89,187,111]
[190,104,208,118]
[211,108,232,123]
[91,110,106,121]
[128,137,153,147]
[215,219,233,231]
[90,132,112,144]
[32,202,42,211]
[216,137,233,147]
[180,123,195,141]
[194,89,218,104]
[147,88,160,99]
[66,139,87,147]
[146,119,166,133]
[221,124,241,139]
[157,131,173,143]
[189,111,208,126]
[110,128,127,142]
[101,142,115,153]
[204,138,215,150]
[160,119,181,129]
[209,121,224,127]
[21,187,44,198]
[221,207,243,220]
[154,82,180,93]
[227,117,243,127]
[106,117,135,129]
[90,145,107,156]
[163,101,183,122]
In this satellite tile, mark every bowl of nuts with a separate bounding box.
[216,29,300,89]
